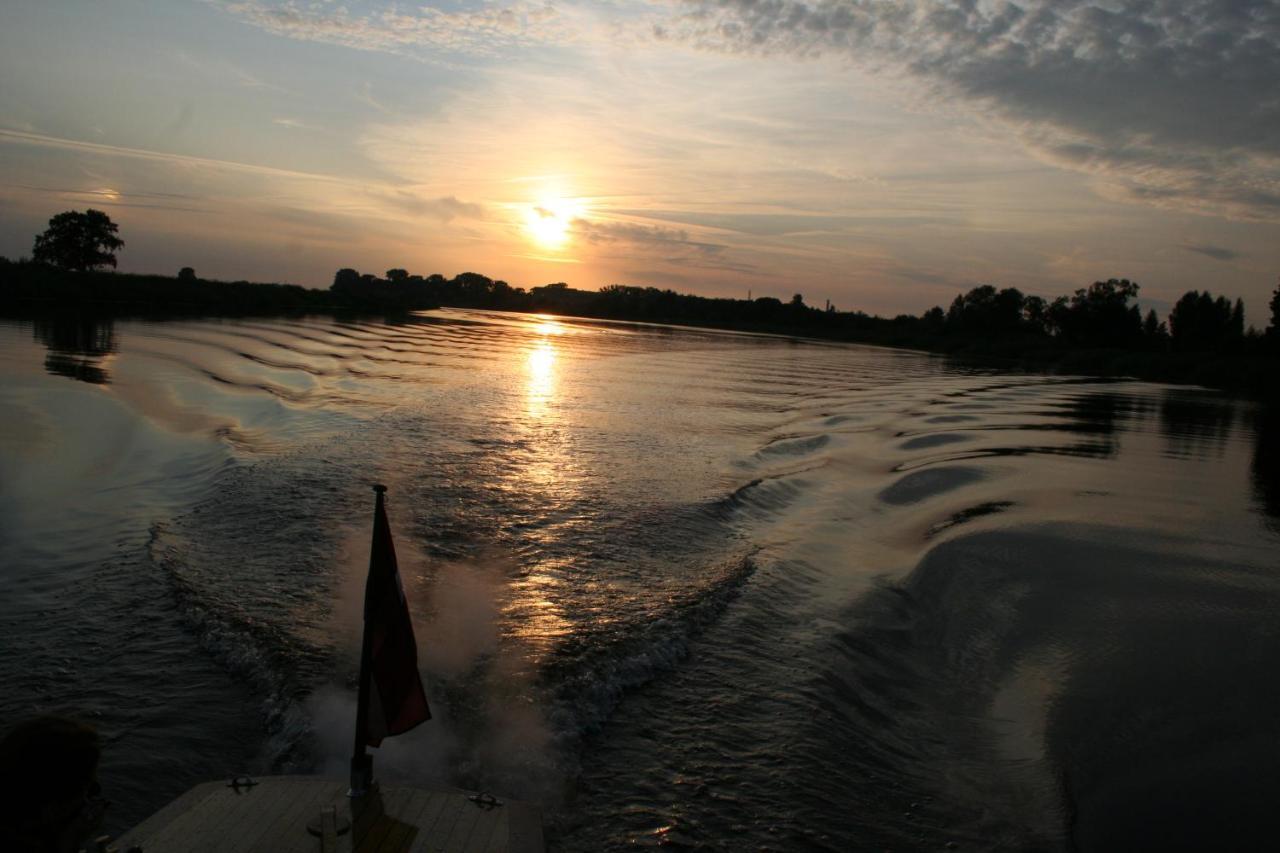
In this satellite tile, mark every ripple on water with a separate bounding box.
[879,466,987,506]
[3,316,1278,851]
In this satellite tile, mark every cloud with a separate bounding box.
[214,0,574,59]
[272,117,316,130]
[1183,243,1244,262]
[574,217,724,255]
[0,127,348,184]
[612,208,957,236]
[572,217,765,273]
[382,192,485,222]
[659,1,1280,221]
[0,126,487,269]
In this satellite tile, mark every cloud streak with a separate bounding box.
[659,1,1280,221]
[1183,243,1243,262]
[575,218,725,257]
[215,0,574,59]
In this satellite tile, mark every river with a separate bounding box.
[1,309,1277,851]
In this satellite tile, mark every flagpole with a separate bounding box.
[349,483,386,797]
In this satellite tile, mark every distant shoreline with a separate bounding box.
[0,260,430,318]
[3,259,1276,399]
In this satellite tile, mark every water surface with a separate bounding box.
[1,310,1277,850]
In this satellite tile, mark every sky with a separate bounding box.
[1,0,1277,322]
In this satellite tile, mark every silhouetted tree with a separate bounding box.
[754,296,783,321]
[921,305,945,331]
[385,268,409,282]
[1269,279,1280,347]
[947,285,1028,334]
[1169,290,1243,351]
[32,210,124,272]
[331,268,360,292]
[1023,295,1049,334]
[178,267,197,282]
[1143,308,1168,344]
[1048,279,1142,347]
[790,293,805,306]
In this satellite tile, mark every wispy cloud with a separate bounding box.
[0,128,486,232]
[387,193,485,222]
[272,116,318,130]
[1183,243,1244,262]
[214,0,575,59]
[0,127,348,183]
[658,1,1280,221]
[574,217,725,256]
[570,216,769,275]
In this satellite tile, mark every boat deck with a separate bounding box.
[112,775,543,853]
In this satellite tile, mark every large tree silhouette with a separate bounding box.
[1168,290,1245,351]
[32,209,124,272]
[1048,279,1143,347]
[1269,279,1279,347]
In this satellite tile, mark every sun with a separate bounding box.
[523,196,582,251]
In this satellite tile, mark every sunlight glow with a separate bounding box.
[525,315,562,420]
[533,315,564,337]
[528,342,555,393]
[523,196,583,251]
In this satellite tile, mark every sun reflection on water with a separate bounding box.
[525,318,561,420]
[510,315,576,655]
[533,315,564,337]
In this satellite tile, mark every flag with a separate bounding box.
[358,485,430,748]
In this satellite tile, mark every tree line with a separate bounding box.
[324,266,1279,396]
[332,265,1279,353]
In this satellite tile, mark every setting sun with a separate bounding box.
[523,197,582,251]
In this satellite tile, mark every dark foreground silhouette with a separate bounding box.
[0,716,104,853]
[3,257,1277,397]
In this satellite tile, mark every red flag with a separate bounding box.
[359,485,430,747]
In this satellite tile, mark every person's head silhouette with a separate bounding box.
[0,716,104,853]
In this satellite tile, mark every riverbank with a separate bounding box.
[3,260,1275,398]
[0,259,436,317]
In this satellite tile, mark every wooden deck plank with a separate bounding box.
[377,788,442,853]
[112,776,541,853]
[405,791,454,853]
[482,814,511,853]
[115,781,220,846]
[506,802,544,853]
[467,809,507,853]
[351,792,395,852]
[251,778,344,852]
[378,788,441,853]
[228,779,320,852]
[420,791,471,851]
[352,786,416,853]
[440,797,485,853]
[151,782,290,852]
[422,790,464,839]
[120,784,219,852]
